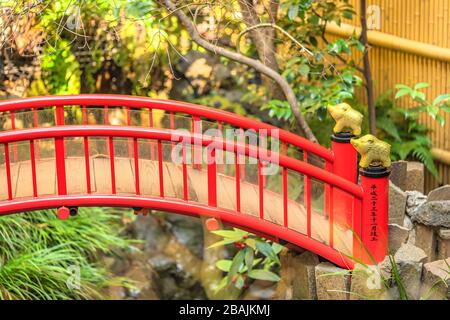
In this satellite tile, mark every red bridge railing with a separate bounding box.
[0,95,389,269]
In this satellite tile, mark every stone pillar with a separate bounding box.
[394,243,427,300]
[274,250,319,300]
[315,262,350,300]
[388,224,410,253]
[420,258,450,300]
[389,160,408,191]
[389,182,407,225]
[405,162,424,193]
[414,224,437,262]
[437,228,450,260]
[350,262,393,300]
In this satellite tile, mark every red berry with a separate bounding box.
[234,242,246,250]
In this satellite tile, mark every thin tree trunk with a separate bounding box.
[237,0,284,100]
[360,0,376,135]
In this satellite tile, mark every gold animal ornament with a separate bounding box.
[350,134,391,168]
[327,103,363,136]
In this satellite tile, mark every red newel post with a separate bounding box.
[360,166,390,264]
[330,132,358,227]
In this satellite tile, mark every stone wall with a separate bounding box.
[278,161,449,300]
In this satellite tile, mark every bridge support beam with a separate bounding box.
[359,166,390,264]
[330,133,358,227]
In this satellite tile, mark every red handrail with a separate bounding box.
[0,95,334,162]
[0,126,362,198]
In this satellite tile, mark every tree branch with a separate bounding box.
[162,0,317,143]
[360,0,376,134]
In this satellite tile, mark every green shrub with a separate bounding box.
[0,208,133,300]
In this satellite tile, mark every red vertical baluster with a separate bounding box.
[33,107,40,160]
[239,128,245,180]
[282,142,288,228]
[258,158,264,220]
[109,137,116,194]
[134,137,140,195]
[127,107,133,158]
[4,143,12,200]
[30,140,37,197]
[55,105,67,195]
[82,105,87,124]
[260,132,267,188]
[324,161,332,218]
[217,121,224,173]
[82,106,91,193]
[207,146,217,207]
[304,151,311,238]
[149,108,155,160]
[10,111,18,161]
[104,105,109,124]
[56,105,65,125]
[126,107,132,126]
[84,136,91,194]
[235,151,241,213]
[182,141,188,201]
[158,140,164,197]
[104,106,110,160]
[325,160,333,246]
[169,111,175,129]
[192,116,202,170]
[169,112,175,154]
[329,186,334,248]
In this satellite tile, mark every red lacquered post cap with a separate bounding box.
[57,206,70,220]
[205,218,220,231]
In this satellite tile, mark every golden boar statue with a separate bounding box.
[350,134,391,168]
[327,103,363,136]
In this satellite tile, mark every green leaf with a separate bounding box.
[413,91,426,101]
[229,249,246,278]
[341,71,353,85]
[248,269,280,282]
[244,247,254,273]
[235,275,245,290]
[433,94,450,106]
[343,10,353,19]
[256,240,280,264]
[286,57,302,67]
[299,64,310,76]
[436,114,445,127]
[208,238,239,249]
[216,259,232,272]
[395,89,410,99]
[288,5,299,20]
[414,82,430,90]
[309,14,319,25]
[427,104,439,117]
[211,229,248,239]
[377,117,401,141]
[214,276,230,294]
[244,238,256,250]
[395,84,411,90]
[272,242,284,254]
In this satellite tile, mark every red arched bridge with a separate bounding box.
[0,95,389,269]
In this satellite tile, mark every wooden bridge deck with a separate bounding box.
[0,157,352,255]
